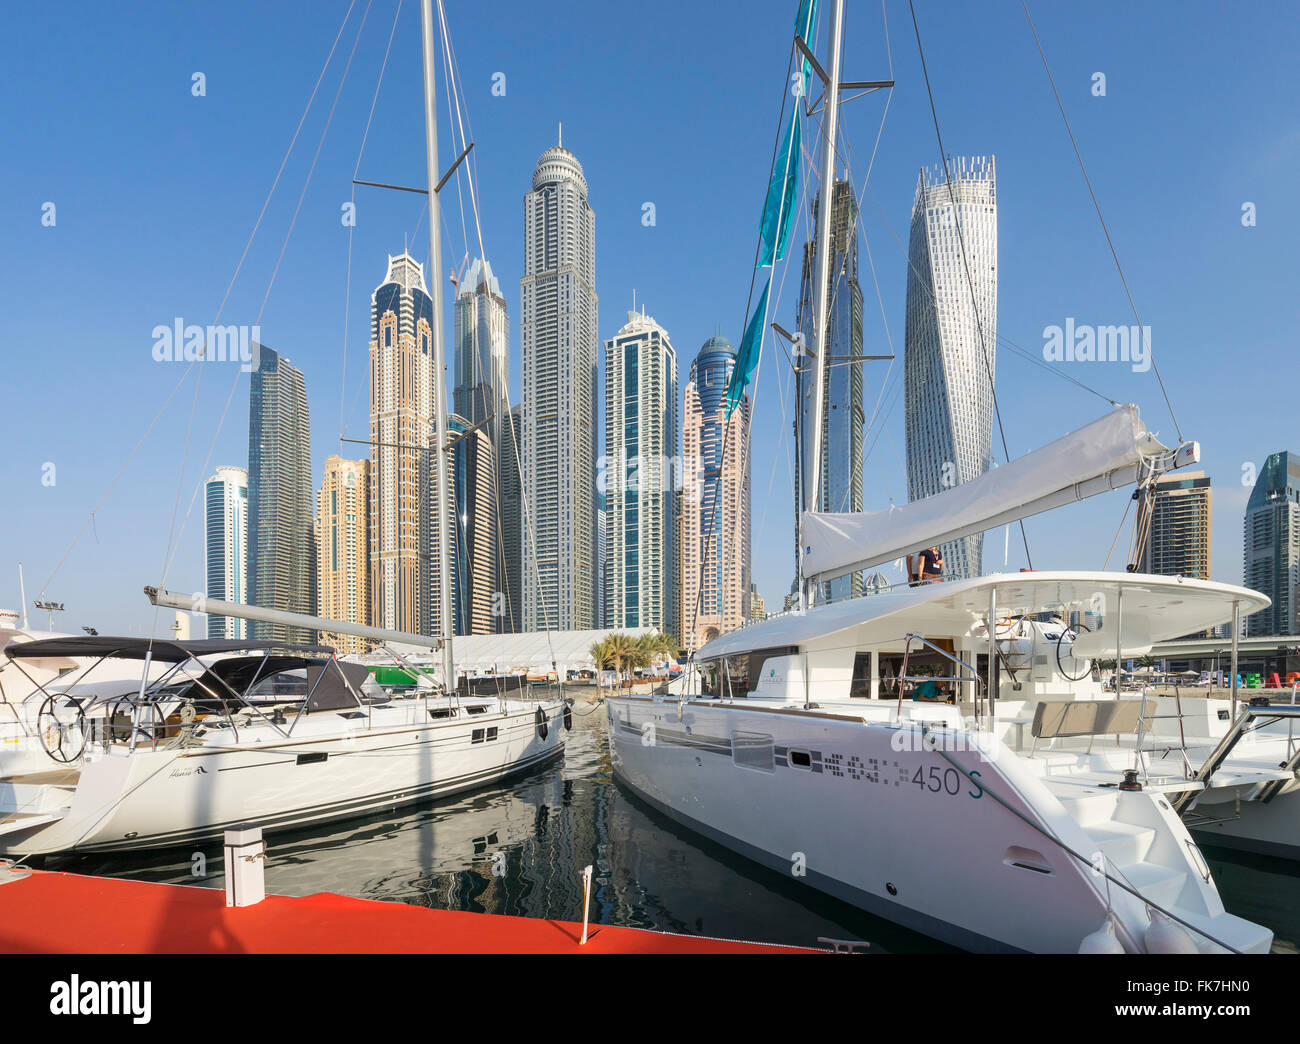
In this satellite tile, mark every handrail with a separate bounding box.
[896,634,984,722]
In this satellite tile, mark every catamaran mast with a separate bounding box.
[802,0,844,610]
[421,0,455,693]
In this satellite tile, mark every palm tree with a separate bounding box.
[589,638,612,687]
[605,633,637,686]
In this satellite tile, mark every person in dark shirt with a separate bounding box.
[917,545,944,583]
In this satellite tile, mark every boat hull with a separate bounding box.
[2,701,566,856]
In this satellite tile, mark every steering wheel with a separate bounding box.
[105,696,168,747]
[37,693,87,764]
[1055,621,1094,682]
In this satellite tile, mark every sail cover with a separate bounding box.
[801,405,1188,582]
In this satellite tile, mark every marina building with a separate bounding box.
[450,413,496,635]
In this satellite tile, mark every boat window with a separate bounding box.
[732,731,775,773]
[428,708,456,720]
[849,652,872,698]
[789,749,812,769]
[466,705,488,715]
[486,727,498,741]
[472,728,485,744]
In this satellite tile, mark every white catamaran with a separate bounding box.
[0,0,568,856]
[607,0,1277,953]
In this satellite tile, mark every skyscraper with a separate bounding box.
[796,178,864,602]
[316,456,370,654]
[453,257,509,635]
[521,135,598,631]
[1244,451,1300,636]
[604,308,677,633]
[1137,471,1213,578]
[679,335,750,651]
[247,344,314,643]
[369,253,433,636]
[450,413,495,635]
[204,465,247,639]
[904,156,997,579]
[498,403,524,632]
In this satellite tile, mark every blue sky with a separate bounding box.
[1,0,1296,635]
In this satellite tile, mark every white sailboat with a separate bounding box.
[606,0,1274,953]
[0,0,568,857]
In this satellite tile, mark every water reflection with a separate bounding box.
[55,704,1296,953]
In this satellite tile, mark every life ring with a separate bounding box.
[563,704,572,731]
[535,706,549,740]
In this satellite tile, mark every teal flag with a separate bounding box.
[724,276,771,418]
[756,0,817,268]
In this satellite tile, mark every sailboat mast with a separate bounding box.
[420,0,455,692]
[802,0,844,609]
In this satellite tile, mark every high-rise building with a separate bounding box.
[247,344,314,643]
[750,584,766,621]
[453,257,509,634]
[796,178,864,602]
[679,335,750,651]
[1244,451,1300,636]
[369,253,434,636]
[521,135,598,631]
[316,456,370,654]
[1136,470,1213,639]
[597,490,607,630]
[450,413,495,635]
[604,308,678,633]
[498,403,524,632]
[204,465,247,639]
[904,156,997,579]
[1137,471,1212,578]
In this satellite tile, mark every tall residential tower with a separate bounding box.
[604,308,677,633]
[796,178,865,601]
[1244,451,1300,636]
[316,456,370,654]
[521,135,598,631]
[679,335,750,650]
[369,253,434,635]
[247,345,314,643]
[204,465,247,639]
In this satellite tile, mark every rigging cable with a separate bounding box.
[1020,0,1183,444]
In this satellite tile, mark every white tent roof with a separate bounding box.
[377,627,656,674]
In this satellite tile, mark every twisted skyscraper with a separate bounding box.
[904,156,997,578]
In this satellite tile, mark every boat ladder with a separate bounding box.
[1171,698,1300,813]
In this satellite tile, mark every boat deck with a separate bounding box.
[0,867,823,954]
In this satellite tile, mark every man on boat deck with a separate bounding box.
[910,545,943,585]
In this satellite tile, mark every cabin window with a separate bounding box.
[466,705,488,715]
[428,708,456,720]
[472,728,485,744]
[732,731,775,773]
[789,749,812,769]
[486,727,498,741]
